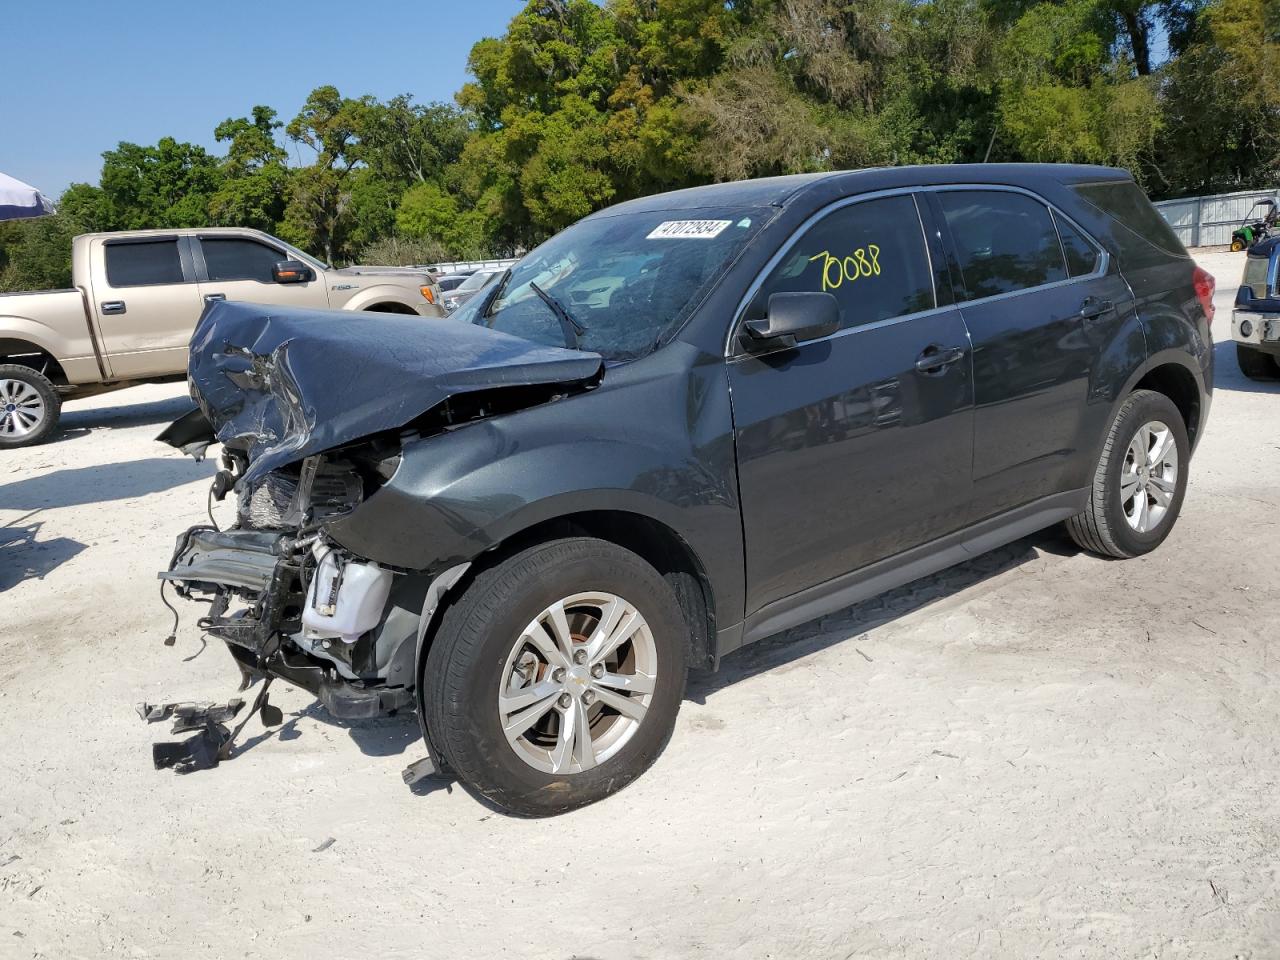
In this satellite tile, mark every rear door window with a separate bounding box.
[201,238,283,283]
[938,191,1067,300]
[755,194,936,331]
[104,239,184,287]
[1054,213,1102,277]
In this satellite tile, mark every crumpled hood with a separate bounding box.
[170,300,603,486]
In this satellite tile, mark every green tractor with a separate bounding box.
[1230,198,1278,252]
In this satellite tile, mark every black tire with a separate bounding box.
[1236,344,1280,381]
[423,537,689,816]
[1065,389,1190,559]
[0,364,61,448]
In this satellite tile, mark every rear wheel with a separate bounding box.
[423,537,689,816]
[1237,344,1280,381]
[1065,390,1189,559]
[0,364,61,448]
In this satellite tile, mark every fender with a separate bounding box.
[0,311,86,364]
[1089,345,1208,470]
[340,282,434,315]
[324,356,747,632]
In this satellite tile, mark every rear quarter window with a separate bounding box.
[1070,181,1189,268]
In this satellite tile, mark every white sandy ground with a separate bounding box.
[0,250,1275,959]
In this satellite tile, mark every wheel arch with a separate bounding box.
[1131,360,1203,448]
[0,338,68,385]
[418,508,719,677]
[361,301,418,315]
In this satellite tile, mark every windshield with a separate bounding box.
[458,270,498,292]
[453,206,772,360]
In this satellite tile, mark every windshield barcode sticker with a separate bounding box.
[646,220,732,240]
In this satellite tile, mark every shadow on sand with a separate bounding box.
[0,457,211,511]
[0,509,87,591]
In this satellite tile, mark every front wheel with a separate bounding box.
[0,364,61,448]
[1231,238,1246,252]
[423,537,689,816]
[1065,389,1190,558]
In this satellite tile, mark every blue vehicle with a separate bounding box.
[1232,236,1280,380]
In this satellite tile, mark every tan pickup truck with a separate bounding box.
[0,227,445,447]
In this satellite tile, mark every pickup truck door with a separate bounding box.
[194,235,330,311]
[91,236,205,378]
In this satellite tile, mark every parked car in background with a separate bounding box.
[443,269,500,313]
[1232,235,1280,379]
[157,165,1212,816]
[436,272,476,293]
[0,227,445,447]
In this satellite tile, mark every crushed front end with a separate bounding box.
[161,442,418,722]
[145,300,603,775]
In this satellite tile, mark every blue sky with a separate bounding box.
[2,0,520,197]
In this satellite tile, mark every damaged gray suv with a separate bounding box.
[156,165,1213,815]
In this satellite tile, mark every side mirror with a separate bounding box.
[741,292,840,350]
[272,260,314,284]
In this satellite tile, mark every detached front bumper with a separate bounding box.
[161,525,413,720]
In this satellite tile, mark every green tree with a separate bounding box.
[96,137,224,229]
[280,86,369,262]
[209,106,290,231]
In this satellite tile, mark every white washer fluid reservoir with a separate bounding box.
[301,544,393,643]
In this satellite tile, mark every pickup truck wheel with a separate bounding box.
[0,364,60,448]
[1065,389,1189,559]
[1236,344,1280,381]
[423,537,689,817]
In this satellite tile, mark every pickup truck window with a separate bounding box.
[202,238,281,284]
[105,239,184,287]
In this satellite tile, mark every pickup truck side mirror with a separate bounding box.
[272,260,315,284]
[741,292,841,351]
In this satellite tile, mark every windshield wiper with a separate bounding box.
[530,282,588,350]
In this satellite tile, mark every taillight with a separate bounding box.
[1192,266,1215,325]
[420,285,435,304]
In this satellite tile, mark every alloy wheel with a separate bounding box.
[497,592,657,775]
[1120,419,1178,533]
[0,378,46,439]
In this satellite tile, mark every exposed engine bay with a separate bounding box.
[144,300,604,774]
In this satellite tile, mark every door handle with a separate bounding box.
[1079,297,1113,319]
[203,293,226,303]
[100,300,126,315]
[915,344,966,373]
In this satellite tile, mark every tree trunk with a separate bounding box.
[1122,10,1151,76]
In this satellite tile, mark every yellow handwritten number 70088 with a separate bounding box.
[808,245,881,291]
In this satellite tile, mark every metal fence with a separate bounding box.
[428,258,521,274]
[1153,187,1280,248]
